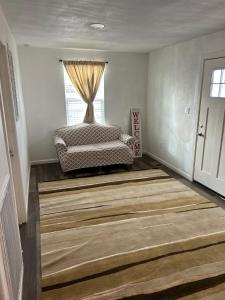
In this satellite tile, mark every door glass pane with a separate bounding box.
[221,69,225,84]
[220,84,225,97]
[210,68,225,98]
[212,69,222,83]
[210,83,220,97]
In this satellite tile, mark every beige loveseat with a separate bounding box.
[55,123,135,172]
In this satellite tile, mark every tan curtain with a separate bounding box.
[63,61,105,123]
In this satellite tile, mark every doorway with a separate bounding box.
[194,57,225,197]
[0,41,26,223]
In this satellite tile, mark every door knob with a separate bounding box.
[9,149,14,157]
[198,133,204,137]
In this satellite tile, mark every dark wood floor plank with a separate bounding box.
[20,167,41,300]
[20,155,225,300]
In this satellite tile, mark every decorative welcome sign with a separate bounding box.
[131,108,142,157]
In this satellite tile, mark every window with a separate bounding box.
[210,69,225,98]
[63,68,105,125]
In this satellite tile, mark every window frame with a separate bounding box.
[63,68,105,126]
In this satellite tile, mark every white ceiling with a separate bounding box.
[1,0,225,52]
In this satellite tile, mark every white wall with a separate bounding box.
[146,29,225,180]
[18,46,148,163]
[0,6,29,216]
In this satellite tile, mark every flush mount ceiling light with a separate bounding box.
[89,23,105,30]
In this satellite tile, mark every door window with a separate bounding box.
[210,68,225,98]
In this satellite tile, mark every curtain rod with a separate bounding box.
[59,59,108,63]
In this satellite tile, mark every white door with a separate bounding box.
[0,42,26,223]
[0,93,23,300]
[194,57,225,196]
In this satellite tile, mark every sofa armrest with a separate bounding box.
[54,136,67,154]
[120,133,135,147]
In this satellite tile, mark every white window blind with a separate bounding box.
[63,68,105,125]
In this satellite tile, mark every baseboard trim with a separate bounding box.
[31,158,58,165]
[145,151,193,181]
[25,164,31,219]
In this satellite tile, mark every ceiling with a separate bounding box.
[1,0,225,52]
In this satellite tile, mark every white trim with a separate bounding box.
[201,50,225,61]
[145,151,192,181]
[18,262,24,300]
[0,174,10,212]
[25,164,31,219]
[190,54,205,181]
[31,158,58,165]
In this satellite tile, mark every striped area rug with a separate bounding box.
[39,169,225,300]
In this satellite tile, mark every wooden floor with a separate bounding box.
[20,155,225,300]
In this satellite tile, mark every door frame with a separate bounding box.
[192,50,225,182]
[0,41,27,223]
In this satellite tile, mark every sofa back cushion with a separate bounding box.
[56,123,121,146]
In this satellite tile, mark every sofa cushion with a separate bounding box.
[61,140,133,171]
[68,140,128,153]
[56,123,121,146]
